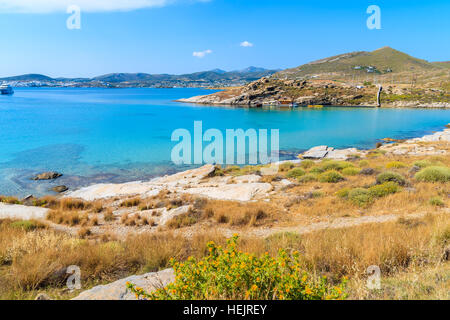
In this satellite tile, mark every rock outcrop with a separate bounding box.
[32,172,63,180]
[52,185,68,193]
[73,269,174,300]
[0,203,48,220]
[67,165,272,202]
[178,78,450,108]
[301,146,363,160]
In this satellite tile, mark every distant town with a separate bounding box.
[0,67,280,89]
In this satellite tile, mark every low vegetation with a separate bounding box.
[415,166,450,183]
[128,235,348,300]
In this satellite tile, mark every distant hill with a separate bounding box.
[0,74,54,81]
[60,67,277,84]
[276,47,446,80]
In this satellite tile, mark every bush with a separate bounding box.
[413,160,433,169]
[429,197,445,207]
[359,160,370,167]
[279,162,295,172]
[9,220,47,232]
[336,188,351,199]
[386,161,407,169]
[297,174,318,183]
[128,235,347,300]
[342,167,361,176]
[319,170,345,183]
[286,168,306,179]
[320,161,354,172]
[376,171,407,186]
[121,198,141,208]
[348,188,373,207]
[368,182,400,198]
[310,166,325,174]
[299,160,315,169]
[415,166,450,183]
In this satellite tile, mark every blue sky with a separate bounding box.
[1,0,449,77]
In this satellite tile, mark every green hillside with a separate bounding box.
[276,47,444,79]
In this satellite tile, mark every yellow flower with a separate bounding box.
[305,286,312,295]
[251,285,258,291]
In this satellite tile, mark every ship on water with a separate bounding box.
[0,83,14,95]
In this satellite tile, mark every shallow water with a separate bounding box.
[0,87,449,197]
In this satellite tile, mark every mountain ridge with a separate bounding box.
[1,67,277,83]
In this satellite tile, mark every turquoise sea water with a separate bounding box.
[0,87,449,197]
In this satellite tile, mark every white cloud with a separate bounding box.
[0,0,209,13]
[240,41,253,48]
[193,49,212,58]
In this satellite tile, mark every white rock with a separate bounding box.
[0,203,48,220]
[73,269,174,300]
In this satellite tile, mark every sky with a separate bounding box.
[0,0,449,78]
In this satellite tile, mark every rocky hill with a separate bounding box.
[276,47,444,80]
[179,47,450,108]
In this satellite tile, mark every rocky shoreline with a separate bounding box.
[177,77,450,108]
[61,124,450,202]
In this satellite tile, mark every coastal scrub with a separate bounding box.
[128,235,348,300]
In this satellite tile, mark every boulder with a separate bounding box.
[52,185,69,193]
[73,269,175,300]
[302,146,332,159]
[325,148,359,160]
[32,172,62,180]
[21,195,37,206]
[0,203,48,220]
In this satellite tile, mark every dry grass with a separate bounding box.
[46,210,84,226]
[120,197,141,208]
[204,200,278,227]
[0,210,448,299]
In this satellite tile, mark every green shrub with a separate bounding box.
[286,168,306,179]
[299,160,315,169]
[319,170,345,183]
[415,166,450,183]
[336,188,351,199]
[429,197,445,207]
[386,161,407,169]
[9,220,46,232]
[413,160,432,169]
[348,188,373,207]
[279,162,295,172]
[359,160,370,167]
[376,171,407,186]
[297,174,318,183]
[368,182,400,198]
[342,167,361,176]
[320,161,354,172]
[310,166,325,174]
[128,235,348,300]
